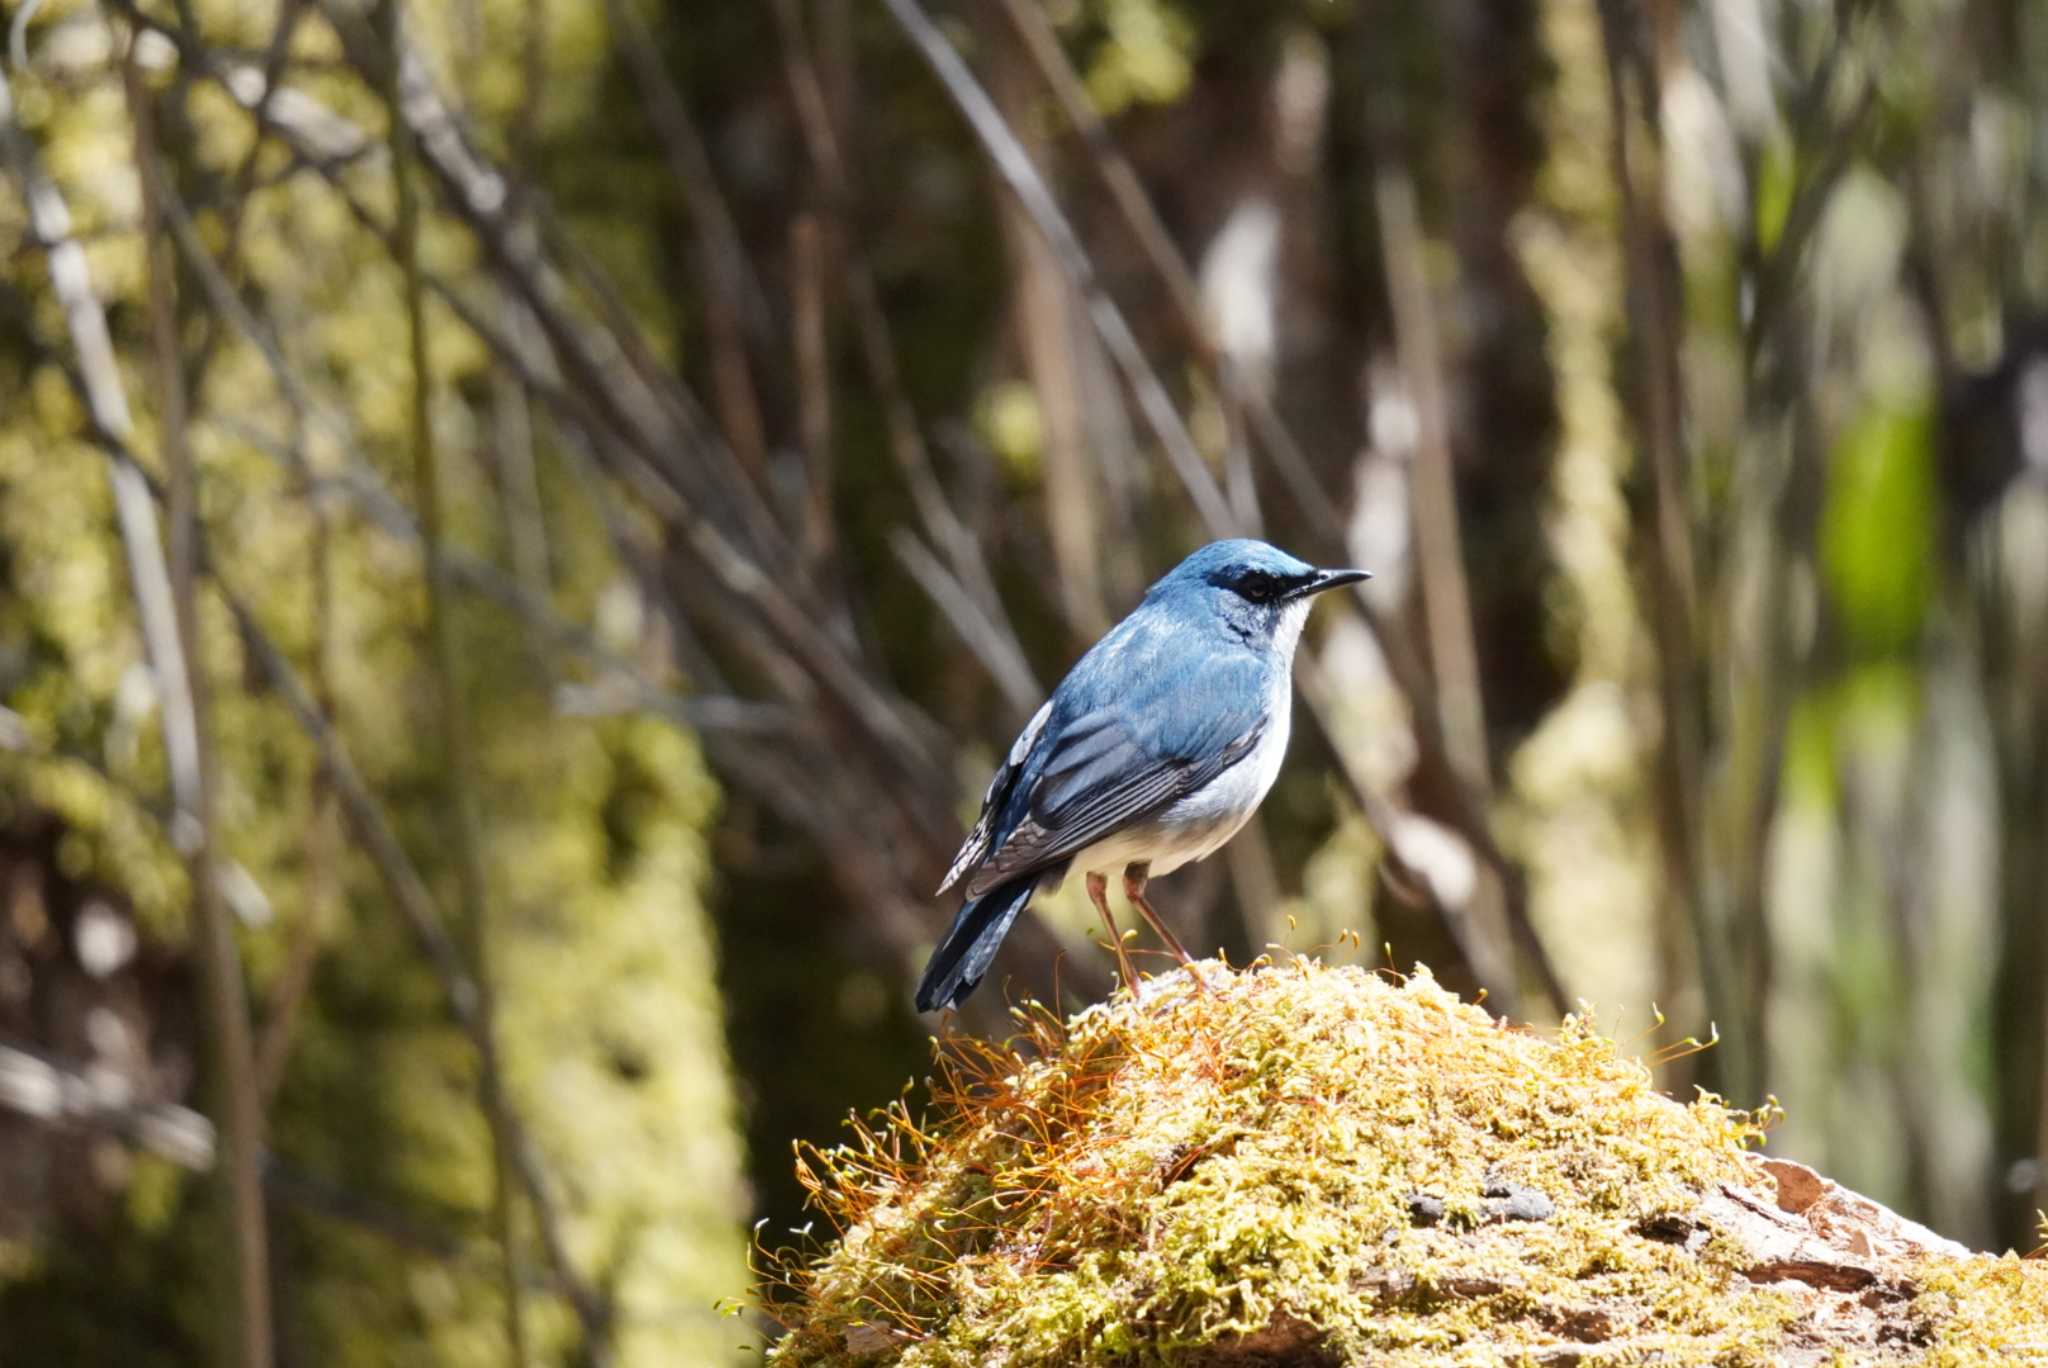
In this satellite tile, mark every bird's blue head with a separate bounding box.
[1145,539,1370,654]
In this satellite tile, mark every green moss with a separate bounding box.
[765,961,1806,1365]
[1908,1251,2048,1364]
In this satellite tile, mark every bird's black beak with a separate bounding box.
[1292,567,1372,600]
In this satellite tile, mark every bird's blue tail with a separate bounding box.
[915,875,1039,1012]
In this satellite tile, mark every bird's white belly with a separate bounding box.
[1071,688,1292,880]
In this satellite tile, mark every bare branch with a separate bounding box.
[1595,0,1722,1069]
[254,411,336,1102]
[877,0,1237,536]
[888,530,1041,716]
[0,68,195,816]
[990,0,1336,536]
[375,2,531,1358]
[773,6,1037,679]
[601,0,773,476]
[791,211,837,572]
[602,0,771,338]
[1372,168,1492,798]
[983,14,1113,635]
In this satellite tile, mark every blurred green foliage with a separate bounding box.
[1820,406,1935,657]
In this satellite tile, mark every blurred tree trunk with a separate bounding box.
[1983,511,2048,1251]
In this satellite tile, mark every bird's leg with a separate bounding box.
[1123,863,1210,993]
[1087,871,1139,996]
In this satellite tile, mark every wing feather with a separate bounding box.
[963,711,1263,898]
[936,699,1051,894]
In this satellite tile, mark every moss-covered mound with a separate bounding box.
[762,960,2047,1365]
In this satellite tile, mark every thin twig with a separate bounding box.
[1372,167,1492,797]
[878,0,1236,536]
[488,46,554,606]
[771,4,1039,686]
[602,0,774,477]
[376,3,530,1361]
[888,530,1040,714]
[983,10,1114,633]
[254,410,335,1101]
[182,0,307,403]
[1595,0,1724,1077]
[990,0,1335,535]
[492,0,552,596]
[791,211,837,572]
[601,0,771,339]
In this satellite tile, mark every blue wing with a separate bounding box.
[944,612,1271,899]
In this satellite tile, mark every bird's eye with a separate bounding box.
[1235,570,1280,603]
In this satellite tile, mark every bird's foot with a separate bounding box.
[1124,876,1212,995]
[1113,936,1141,998]
[1089,871,1141,997]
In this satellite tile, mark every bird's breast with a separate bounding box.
[1163,686,1290,839]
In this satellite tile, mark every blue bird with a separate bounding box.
[916,539,1370,1011]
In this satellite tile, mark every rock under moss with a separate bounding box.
[762,960,2048,1365]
